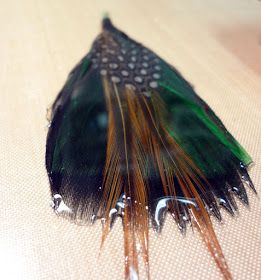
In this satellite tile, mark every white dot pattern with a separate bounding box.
[89,32,162,92]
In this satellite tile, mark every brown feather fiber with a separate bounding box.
[100,78,231,280]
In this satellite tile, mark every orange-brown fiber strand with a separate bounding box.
[141,93,232,280]
[159,125,232,278]
[113,84,139,280]
[125,90,151,270]
[100,78,231,280]
[123,88,151,279]
[101,79,150,279]
[100,78,123,246]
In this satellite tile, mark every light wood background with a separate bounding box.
[0,0,261,279]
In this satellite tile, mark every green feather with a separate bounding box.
[157,62,252,177]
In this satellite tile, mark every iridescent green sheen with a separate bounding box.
[156,63,252,178]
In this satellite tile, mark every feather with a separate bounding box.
[46,17,255,280]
